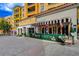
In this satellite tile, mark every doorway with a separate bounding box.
[42,28,45,34]
[65,25,68,35]
[49,28,52,34]
[58,27,61,34]
[62,24,68,35]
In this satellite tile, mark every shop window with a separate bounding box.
[49,28,52,34]
[28,28,34,34]
[45,28,47,34]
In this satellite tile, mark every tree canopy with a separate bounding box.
[0,18,12,34]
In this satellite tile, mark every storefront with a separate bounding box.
[35,8,77,40]
[17,25,35,36]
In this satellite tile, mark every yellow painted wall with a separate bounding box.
[45,3,65,10]
[24,3,28,17]
[18,17,36,26]
[38,3,64,13]
[21,5,28,20]
[14,3,65,28]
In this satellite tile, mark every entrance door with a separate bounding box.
[28,28,34,37]
[58,27,61,34]
[29,28,34,33]
[42,28,44,34]
[49,28,52,34]
[65,25,68,35]
[23,27,26,33]
[62,24,68,35]
[62,26,64,34]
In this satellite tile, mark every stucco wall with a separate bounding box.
[37,8,77,40]
[37,8,77,24]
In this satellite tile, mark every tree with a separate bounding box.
[0,18,12,35]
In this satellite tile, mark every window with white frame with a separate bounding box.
[40,3,45,12]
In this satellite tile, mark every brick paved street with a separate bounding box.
[0,36,79,56]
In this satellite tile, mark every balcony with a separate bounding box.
[14,8,20,13]
[28,6,35,16]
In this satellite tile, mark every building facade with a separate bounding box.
[14,3,39,36]
[5,16,16,35]
[12,3,79,40]
[33,3,79,40]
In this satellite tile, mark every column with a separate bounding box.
[68,23,71,36]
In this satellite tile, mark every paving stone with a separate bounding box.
[0,36,79,56]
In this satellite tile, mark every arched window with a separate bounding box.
[52,21,53,24]
[62,19,64,23]
[66,18,68,22]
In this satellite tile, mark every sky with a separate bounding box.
[0,3,24,18]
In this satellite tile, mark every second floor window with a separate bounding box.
[40,3,45,11]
